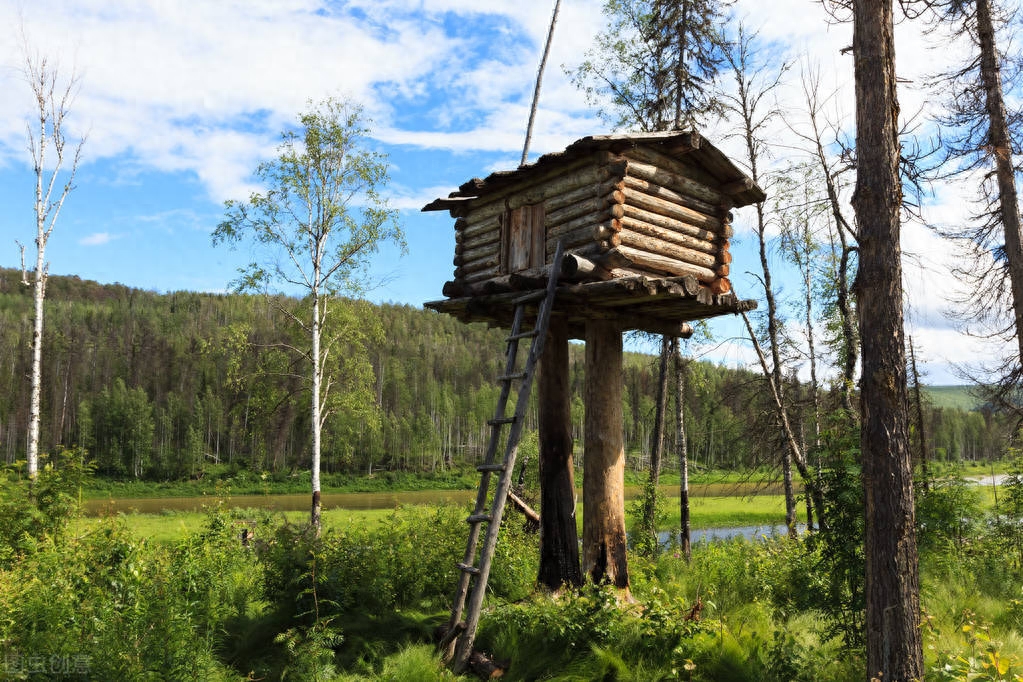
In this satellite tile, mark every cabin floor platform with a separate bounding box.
[425,274,757,339]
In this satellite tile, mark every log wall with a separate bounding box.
[449,146,740,294]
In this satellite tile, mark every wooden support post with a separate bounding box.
[538,315,583,590]
[583,319,630,590]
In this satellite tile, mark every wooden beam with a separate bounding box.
[538,316,583,590]
[583,319,629,591]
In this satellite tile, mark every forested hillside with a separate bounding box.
[0,268,1010,479]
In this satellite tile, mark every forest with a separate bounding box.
[0,267,1009,482]
[8,0,1023,678]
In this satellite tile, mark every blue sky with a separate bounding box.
[0,0,1003,384]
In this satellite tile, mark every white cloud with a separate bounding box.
[78,231,116,246]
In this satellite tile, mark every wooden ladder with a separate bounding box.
[442,242,565,673]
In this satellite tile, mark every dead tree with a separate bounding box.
[850,0,925,677]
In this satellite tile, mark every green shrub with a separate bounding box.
[0,495,260,681]
[0,447,91,566]
[917,466,983,552]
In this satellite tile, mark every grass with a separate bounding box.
[76,492,790,545]
[79,467,482,500]
[73,506,397,543]
[78,465,795,500]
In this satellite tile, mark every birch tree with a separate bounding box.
[213,98,403,530]
[17,48,85,481]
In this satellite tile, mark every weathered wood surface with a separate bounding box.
[507,489,540,530]
[429,272,751,339]
[442,140,757,301]
[621,203,728,243]
[621,187,724,234]
[583,320,630,590]
[612,245,717,282]
[618,232,717,269]
[560,253,614,281]
[618,215,718,256]
[462,159,626,224]
[626,146,722,196]
[709,277,731,295]
[621,175,722,224]
[544,178,624,215]
[459,214,502,243]
[537,316,583,590]
[545,191,622,227]
[624,156,724,207]
[547,209,615,240]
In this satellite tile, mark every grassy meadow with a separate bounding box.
[4,458,1023,680]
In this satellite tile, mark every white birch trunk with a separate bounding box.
[27,241,46,480]
[21,52,83,482]
[311,281,323,531]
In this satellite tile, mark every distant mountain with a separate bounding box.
[923,385,983,411]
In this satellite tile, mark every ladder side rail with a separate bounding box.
[453,243,565,671]
[443,304,529,652]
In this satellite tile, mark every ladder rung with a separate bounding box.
[476,463,506,473]
[512,291,546,305]
[457,562,481,576]
[487,416,516,426]
[507,329,539,341]
[498,372,527,383]
[467,513,492,524]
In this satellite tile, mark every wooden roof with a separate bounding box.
[422,130,766,212]
[425,274,757,339]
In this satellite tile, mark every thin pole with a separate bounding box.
[521,0,562,167]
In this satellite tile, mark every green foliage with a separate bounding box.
[570,0,729,131]
[804,417,866,649]
[917,465,983,552]
[259,505,536,622]
[213,97,404,300]
[994,455,1023,572]
[1,266,1011,484]
[7,481,1023,681]
[928,609,1023,681]
[478,583,632,677]
[0,496,259,681]
[630,475,669,558]
[0,447,91,566]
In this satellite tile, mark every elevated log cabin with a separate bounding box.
[424,131,767,602]
[423,131,765,337]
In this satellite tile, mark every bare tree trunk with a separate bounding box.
[752,200,797,536]
[726,33,800,537]
[853,1,924,678]
[583,320,629,590]
[650,336,670,484]
[642,335,671,541]
[799,69,859,416]
[520,0,561,166]
[673,339,691,562]
[909,336,930,489]
[976,0,1023,368]
[741,312,827,530]
[538,316,582,589]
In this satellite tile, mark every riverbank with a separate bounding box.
[76,491,790,543]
